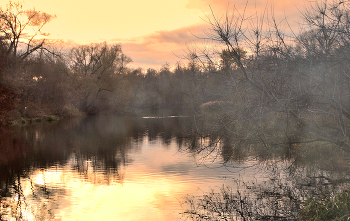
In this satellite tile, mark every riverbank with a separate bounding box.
[7,115,60,126]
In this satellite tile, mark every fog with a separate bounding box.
[2,0,350,220]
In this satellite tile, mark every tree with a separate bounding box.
[69,42,132,114]
[297,0,350,59]
[0,1,55,63]
[0,1,55,122]
[184,0,350,155]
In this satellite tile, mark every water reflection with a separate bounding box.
[0,115,350,220]
[0,116,230,220]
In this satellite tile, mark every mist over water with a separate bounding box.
[0,116,349,220]
[2,1,350,220]
[0,116,252,220]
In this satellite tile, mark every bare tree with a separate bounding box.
[0,1,55,61]
[297,0,350,58]
[69,42,132,114]
[185,0,350,155]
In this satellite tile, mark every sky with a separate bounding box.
[2,0,309,70]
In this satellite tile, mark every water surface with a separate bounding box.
[0,115,349,220]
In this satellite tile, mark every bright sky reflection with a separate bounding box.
[13,135,258,221]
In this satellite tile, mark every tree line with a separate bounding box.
[2,0,350,154]
[0,1,234,123]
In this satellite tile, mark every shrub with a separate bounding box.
[300,190,350,220]
[46,115,59,121]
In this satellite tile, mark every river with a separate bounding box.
[1,115,349,220]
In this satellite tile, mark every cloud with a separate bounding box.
[185,0,308,26]
[186,0,308,11]
[52,0,313,70]
[122,41,185,70]
[186,0,261,12]
[152,23,210,44]
[114,23,213,69]
[118,0,308,70]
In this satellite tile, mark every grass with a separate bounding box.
[8,115,59,125]
[300,190,350,221]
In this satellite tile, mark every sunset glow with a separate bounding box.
[2,0,350,219]
[1,0,308,69]
[15,138,228,221]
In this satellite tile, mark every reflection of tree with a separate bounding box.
[1,172,68,220]
[179,115,350,219]
[0,116,206,219]
[1,115,350,219]
[1,116,195,179]
[70,154,126,185]
[0,126,32,201]
[180,114,350,172]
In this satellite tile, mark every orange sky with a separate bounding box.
[2,0,308,70]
